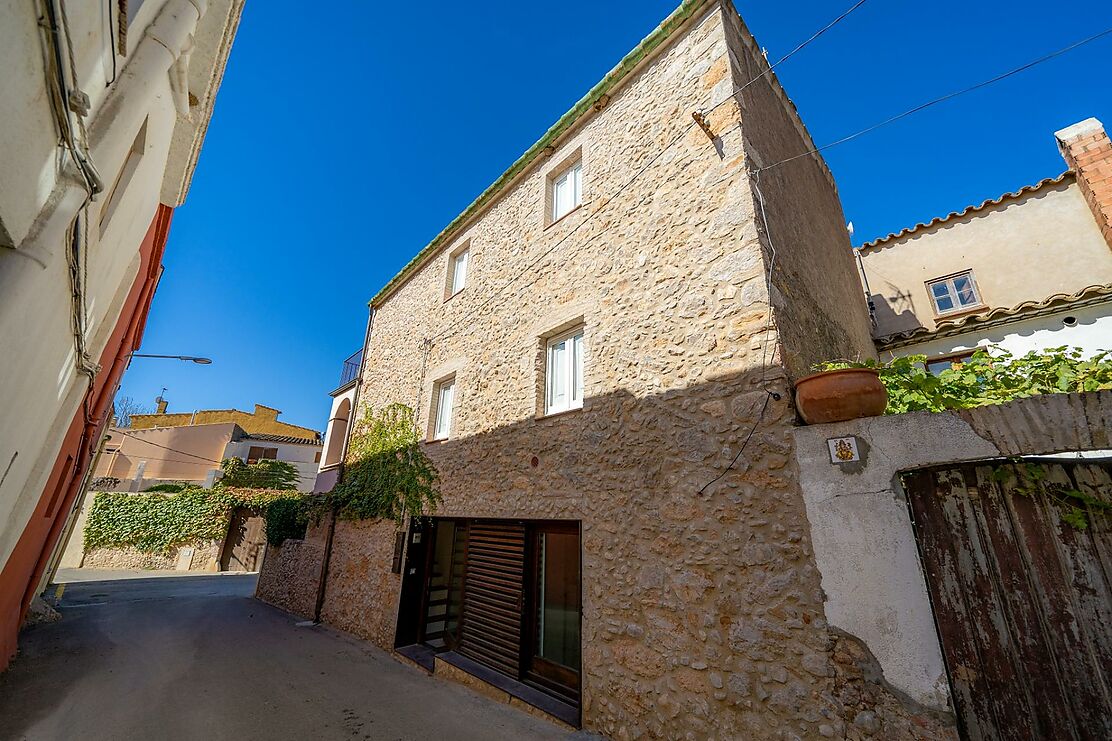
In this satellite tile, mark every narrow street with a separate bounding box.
[0,572,573,741]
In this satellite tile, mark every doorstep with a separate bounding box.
[434,651,579,729]
[395,643,436,672]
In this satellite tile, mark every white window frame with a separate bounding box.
[432,377,456,440]
[545,328,585,415]
[927,271,981,315]
[449,247,469,297]
[551,161,582,222]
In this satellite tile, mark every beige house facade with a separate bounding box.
[259,2,957,738]
[859,118,1112,365]
[91,401,323,491]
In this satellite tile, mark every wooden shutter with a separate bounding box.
[458,521,525,677]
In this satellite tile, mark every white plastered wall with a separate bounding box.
[0,0,212,576]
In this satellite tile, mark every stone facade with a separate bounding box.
[259,1,950,738]
[254,524,328,620]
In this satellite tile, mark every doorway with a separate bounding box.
[396,517,581,710]
[904,459,1112,740]
[219,508,267,572]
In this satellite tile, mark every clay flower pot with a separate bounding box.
[794,368,888,425]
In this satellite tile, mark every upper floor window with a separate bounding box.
[927,271,981,315]
[247,446,278,464]
[551,161,582,222]
[545,328,584,415]
[432,376,456,440]
[446,244,469,299]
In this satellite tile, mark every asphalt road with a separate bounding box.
[0,572,574,741]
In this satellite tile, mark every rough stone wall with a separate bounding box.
[317,518,400,646]
[81,541,220,571]
[254,523,328,620]
[277,2,951,738]
[721,9,875,378]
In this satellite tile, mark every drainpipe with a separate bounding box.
[20,0,206,259]
[312,305,375,623]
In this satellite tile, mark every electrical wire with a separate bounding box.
[731,0,869,99]
[758,25,1112,173]
[113,430,223,464]
[104,0,118,86]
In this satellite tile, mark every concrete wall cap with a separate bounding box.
[1054,117,1105,143]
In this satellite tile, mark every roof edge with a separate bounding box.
[370,0,716,308]
[875,283,1112,350]
[859,171,1075,252]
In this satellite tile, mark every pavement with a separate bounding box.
[0,571,576,741]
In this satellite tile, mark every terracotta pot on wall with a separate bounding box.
[794,368,888,425]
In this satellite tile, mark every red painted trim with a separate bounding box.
[0,205,173,669]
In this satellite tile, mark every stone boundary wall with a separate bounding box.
[791,391,1111,716]
[254,519,328,620]
[81,541,221,571]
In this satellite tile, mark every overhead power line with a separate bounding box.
[733,0,870,97]
[759,25,1112,172]
[114,430,223,464]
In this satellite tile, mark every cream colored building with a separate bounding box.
[0,0,243,668]
[257,2,959,738]
[859,118,1112,367]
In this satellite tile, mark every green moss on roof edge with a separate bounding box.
[370,0,715,308]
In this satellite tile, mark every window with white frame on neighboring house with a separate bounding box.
[432,376,456,440]
[550,160,582,222]
[927,271,981,315]
[545,327,585,415]
[447,245,469,298]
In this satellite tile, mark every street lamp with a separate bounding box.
[131,353,212,364]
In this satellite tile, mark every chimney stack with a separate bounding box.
[155,397,168,415]
[1055,118,1112,246]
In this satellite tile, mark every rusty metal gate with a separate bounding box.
[904,459,1112,740]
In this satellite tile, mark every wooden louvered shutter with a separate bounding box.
[458,521,525,677]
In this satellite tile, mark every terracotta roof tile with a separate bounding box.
[860,172,1074,251]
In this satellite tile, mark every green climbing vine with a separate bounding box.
[993,461,1112,531]
[328,403,440,524]
[83,487,304,554]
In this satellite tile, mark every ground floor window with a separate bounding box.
[396,517,581,710]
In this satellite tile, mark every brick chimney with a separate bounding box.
[155,396,168,414]
[1055,118,1112,246]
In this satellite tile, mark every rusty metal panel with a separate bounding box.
[906,460,1112,741]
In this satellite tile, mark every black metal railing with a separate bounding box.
[338,349,363,387]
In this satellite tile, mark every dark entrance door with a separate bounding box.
[904,459,1112,740]
[456,521,526,678]
[524,522,581,705]
[219,508,267,572]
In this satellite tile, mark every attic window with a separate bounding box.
[927,271,981,315]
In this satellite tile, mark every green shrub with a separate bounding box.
[217,458,301,490]
[142,482,194,493]
[817,346,1112,414]
[264,497,310,546]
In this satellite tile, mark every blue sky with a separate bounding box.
[120,0,1112,432]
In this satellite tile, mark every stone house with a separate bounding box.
[259,0,954,737]
[858,118,1112,369]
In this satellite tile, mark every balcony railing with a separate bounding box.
[338,349,363,388]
